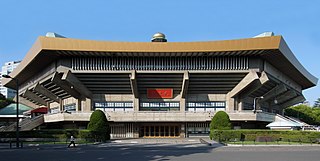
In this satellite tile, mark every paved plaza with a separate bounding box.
[1,139,320,161]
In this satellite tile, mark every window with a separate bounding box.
[64,103,76,111]
[215,102,225,108]
[188,102,195,107]
[186,101,226,111]
[140,102,180,111]
[94,102,133,108]
[170,102,179,107]
[125,102,133,107]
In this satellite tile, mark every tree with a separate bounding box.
[0,93,13,109]
[210,111,232,130]
[87,110,110,142]
[284,104,320,125]
[0,93,5,100]
[314,98,320,108]
[210,111,231,140]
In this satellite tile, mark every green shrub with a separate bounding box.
[210,130,320,143]
[87,110,110,142]
[0,129,86,140]
[210,111,231,140]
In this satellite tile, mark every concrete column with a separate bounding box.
[226,93,234,112]
[238,99,243,112]
[180,124,186,138]
[82,98,92,112]
[133,98,139,111]
[46,102,50,109]
[130,70,139,98]
[133,123,139,138]
[181,71,189,98]
[59,99,64,111]
[180,97,185,112]
[234,97,238,111]
[77,99,81,111]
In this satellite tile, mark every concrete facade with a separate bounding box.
[2,33,317,138]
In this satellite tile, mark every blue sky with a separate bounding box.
[0,0,319,104]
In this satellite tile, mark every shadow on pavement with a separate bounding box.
[0,139,225,161]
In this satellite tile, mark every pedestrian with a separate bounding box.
[68,135,76,148]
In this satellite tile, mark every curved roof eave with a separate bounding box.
[278,37,318,88]
[3,35,317,89]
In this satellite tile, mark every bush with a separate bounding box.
[210,111,231,140]
[0,129,85,140]
[87,110,110,142]
[210,130,320,143]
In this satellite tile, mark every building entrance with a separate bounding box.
[140,124,180,138]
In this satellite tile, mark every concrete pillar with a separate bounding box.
[180,97,185,112]
[59,99,64,111]
[180,124,186,138]
[226,93,234,112]
[46,102,50,109]
[238,99,243,112]
[77,99,81,111]
[82,98,92,112]
[133,98,139,111]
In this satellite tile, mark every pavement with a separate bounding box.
[1,137,320,150]
[1,138,320,161]
[0,137,219,149]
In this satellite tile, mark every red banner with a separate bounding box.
[147,88,173,99]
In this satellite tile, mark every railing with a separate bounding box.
[0,115,44,132]
[20,115,44,131]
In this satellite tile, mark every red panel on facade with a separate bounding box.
[147,89,173,99]
[31,107,48,114]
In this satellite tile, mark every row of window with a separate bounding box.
[93,101,226,109]
[187,102,226,108]
[95,102,134,108]
[140,102,180,108]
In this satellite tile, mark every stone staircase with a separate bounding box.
[0,115,44,132]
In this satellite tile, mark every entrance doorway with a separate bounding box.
[140,124,180,138]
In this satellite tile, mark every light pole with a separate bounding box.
[253,96,264,113]
[2,74,19,148]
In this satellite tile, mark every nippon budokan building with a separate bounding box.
[2,32,318,138]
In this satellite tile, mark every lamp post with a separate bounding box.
[253,96,264,113]
[2,74,19,148]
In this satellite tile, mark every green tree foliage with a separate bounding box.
[285,104,320,125]
[210,111,231,140]
[314,98,320,108]
[0,93,5,100]
[0,93,13,109]
[87,110,110,142]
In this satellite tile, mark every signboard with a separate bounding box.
[147,88,173,99]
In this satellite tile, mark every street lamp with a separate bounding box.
[253,96,264,113]
[2,74,19,148]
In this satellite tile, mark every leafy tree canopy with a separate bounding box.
[285,104,320,125]
[0,93,14,109]
[314,98,320,108]
[0,93,5,100]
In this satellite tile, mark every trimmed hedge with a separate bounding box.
[0,129,93,141]
[210,130,320,143]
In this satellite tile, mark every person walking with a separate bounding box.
[68,135,76,148]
